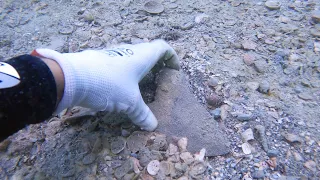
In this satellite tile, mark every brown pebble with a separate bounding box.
[205,93,223,108]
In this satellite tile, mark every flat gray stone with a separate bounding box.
[149,68,230,156]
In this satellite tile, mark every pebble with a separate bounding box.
[59,25,74,35]
[0,139,11,152]
[114,158,135,179]
[254,60,268,73]
[241,40,257,50]
[127,131,149,153]
[167,143,178,155]
[159,161,172,176]
[264,38,276,45]
[243,53,255,65]
[207,77,219,87]
[180,22,194,30]
[303,160,317,172]
[255,125,269,151]
[180,152,194,165]
[267,149,280,157]
[177,137,188,152]
[258,81,270,94]
[144,1,164,14]
[298,93,313,101]
[310,28,320,37]
[281,132,303,144]
[311,10,320,23]
[211,108,221,119]
[195,14,210,24]
[82,153,96,165]
[194,148,206,161]
[205,94,223,108]
[252,170,266,179]
[189,161,206,179]
[241,142,252,154]
[147,160,160,175]
[241,128,254,142]
[111,137,126,154]
[237,113,253,121]
[314,41,320,52]
[265,0,281,10]
[246,82,260,91]
[292,152,304,161]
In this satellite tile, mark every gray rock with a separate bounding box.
[237,113,253,121]
[252,170,266,179]
[82,153,96,165]
[149,68,229,156]
[210,108,221,119]
[278,176,300,180]
[267,149,280,157]
[258,81,270,94]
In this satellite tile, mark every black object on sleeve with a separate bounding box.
[0,55,57,141]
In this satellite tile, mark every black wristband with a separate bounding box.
[0,55,57,141]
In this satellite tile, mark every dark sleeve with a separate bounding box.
[0,55,57,141]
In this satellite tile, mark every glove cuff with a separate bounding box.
[32,49,76,114]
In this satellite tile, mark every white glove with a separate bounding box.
[34,40,179,131]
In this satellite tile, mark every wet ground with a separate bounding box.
[0,0,320,179]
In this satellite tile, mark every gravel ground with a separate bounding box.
[0,0,320,179]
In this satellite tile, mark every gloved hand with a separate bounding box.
[33,40,179,131]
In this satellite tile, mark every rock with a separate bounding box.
[159,161,172,176]
[167,143,179,155]
[59,25,74,35]
[292,152,304,161]
[177,137,188,152]
[314,41,320,52]
[246,82,260,91]
[149,133,167,151]
[144,1,164,14]
[258,81,270,94]
[114,158,134,179]
[205,94,223,108]
[207,77,219,87]
[255,125,269,151]
[149,68,230,156]
[82,153,96,165]
[194,148,206,161]
[281,132,304,144]
[243,53,255,65]
[195,14,210,24]
[180,152,194,165]
[311,10,320,23]
[189,161,206,179]
[210,108,221,119]
[127,131,150,153]
[111,137,126,154]
[147,160,160,176]
[254,60,268,73]
[298,93,313,101]
[267,149,280,157]
[241,128,254,142]
[241,142,252,154]
[172,163,187,178]
[303,160,317,172]
[252,170,266,179]
[180,22,194,30]
[220,104,229,121]
[310,28,320,37]
[237,113,253,121]
[264,38,276,45]
[241,40,257,50]
[265,0,281,10]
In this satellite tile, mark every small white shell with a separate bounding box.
[241,142,252,155]
[147,160,160,175]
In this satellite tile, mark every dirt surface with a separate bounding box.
[0,0,320,179]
